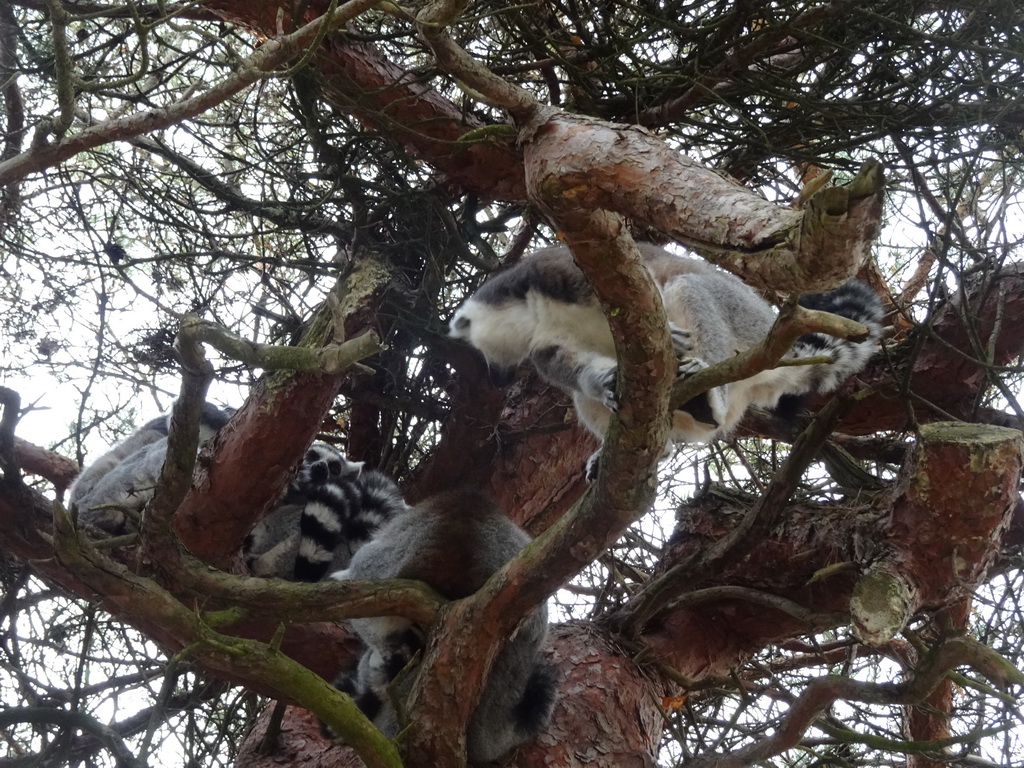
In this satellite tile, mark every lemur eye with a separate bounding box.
[304,450,318,464]
[328,460,343,476]
[453,316,470,331]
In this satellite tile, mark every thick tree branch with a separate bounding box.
[45,501,402,768]
[0,0,381,186]
[173,257,391,568]
[0,385,21,481]
[850,422,1024,645]
[686,636,1024,768]
[617,391,855,634]
[404,222,674,766]
[524,112,882,292]
[140,327,216,560]
[12,437,79,493]
[636,423,1021,687]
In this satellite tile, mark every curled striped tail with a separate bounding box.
[790,279,884,395]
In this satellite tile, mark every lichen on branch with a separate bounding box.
[46,497,403,768]
[180,315,381,374]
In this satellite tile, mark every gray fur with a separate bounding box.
[244,442,407,582]
[244,442,360,579]
[450,243,882,477]
[67,415,168,510]
[242,492,309,578]
[69,403,233,534]
[330,490,556,764]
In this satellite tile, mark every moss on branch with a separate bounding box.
[50,497,403,768]
[180,315,381,374]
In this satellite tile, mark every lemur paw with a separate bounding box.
[669,323,693,358]
[598,368,618,412]
[677,356,709,378]
[585,450,602,482]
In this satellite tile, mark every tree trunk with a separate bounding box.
[235,623,668,768]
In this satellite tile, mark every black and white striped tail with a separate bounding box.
[295,471,407,582]
[789,279,883,395]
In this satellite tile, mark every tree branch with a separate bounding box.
[669,301,873,410]
[139,327,216,561]
[46,500,402,768]
[524,112,883,292]
[172,256,391,568]
[0,0,382,185]
[850,422,1024,645]
[686,636,1024,768]
[617,390,854,634]
[0,707,146,768]
[0,385,21,481]
[415,13,538,117]
[184,316,381,374]
[405,223,674,765]
[11,437,79,494]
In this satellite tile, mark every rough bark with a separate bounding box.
[636,422,1020,697]
[175,258,391,568]
[202,0,528,203]
[407,365,592,527]
[236,623,667,768]
[905,601,971,768]
[525,113,883,292]
[5,409,1024,766]
[854,423,1022,640]
[839,263,1024,434]
[482,380,593,534]
[13,436,78,496]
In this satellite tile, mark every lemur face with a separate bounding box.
[299,442,363,485]
[449,297,537,386]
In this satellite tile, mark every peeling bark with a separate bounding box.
[633,424,1020,681]
[203,0,528,202]
[236,624,667,768]
[870,422,1022,617]
[524,112,882,292]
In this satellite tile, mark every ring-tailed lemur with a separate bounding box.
[69,403,233,534]
[243,442,408,582]
[68,414,169,508]
[449,242,883,478]
[330,489,556,764]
